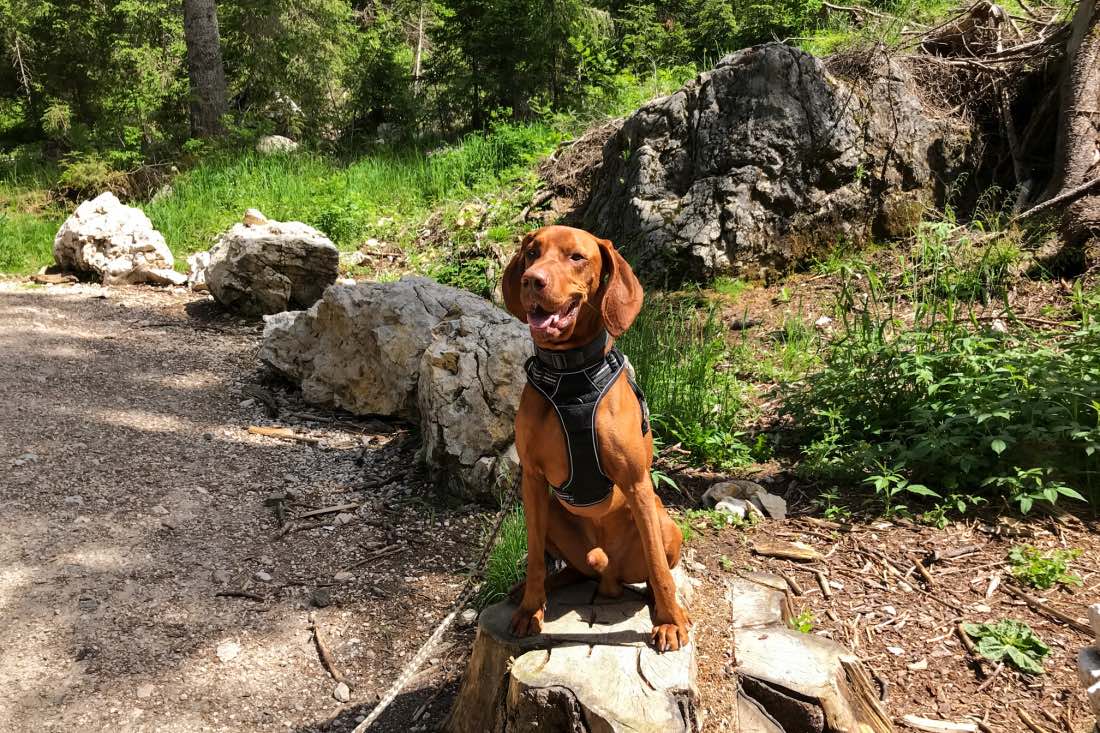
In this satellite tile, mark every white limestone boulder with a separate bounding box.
[205,212,338,315]
[52,192,181,285]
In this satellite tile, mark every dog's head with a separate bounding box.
[501,225,643,349]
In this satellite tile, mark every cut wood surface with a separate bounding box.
[444,569,698,733]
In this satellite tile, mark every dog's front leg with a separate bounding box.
[510,467,549,637]
[623,472,691,652]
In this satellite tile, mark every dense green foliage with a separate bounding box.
[785,226,1100,514]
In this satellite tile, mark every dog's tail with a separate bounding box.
[585,547,609,574]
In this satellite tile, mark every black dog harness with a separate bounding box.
[524,330,650,507]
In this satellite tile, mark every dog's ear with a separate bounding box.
[502,233,532,322]
[596,238,643,337]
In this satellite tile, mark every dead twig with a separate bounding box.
[1017,709,1055,733]
[1001,584,1092,635]
[975,662,1004,692]
[215,590,266,602]
[1016,176,1100,221]
[247,425,320,444]
[908,553,936,586]
[294,503,361,520]
[309,613,346,684]
[815,570,833,599]
[779,569,805,596]
[348,544,404,569]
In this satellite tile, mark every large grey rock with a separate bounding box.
[206,212,338,316]
[583,43,973,284]
[53,192,182,285]
[255,135,299,155]
[418,310,530,500]
[261,277,531,499]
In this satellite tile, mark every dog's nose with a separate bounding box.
[523,269,548,291]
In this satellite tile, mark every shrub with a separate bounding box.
[785,264,1100,510]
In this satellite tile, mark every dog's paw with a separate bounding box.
[509,606,544,638]
[651,622,690,652]
[651,607,692,652]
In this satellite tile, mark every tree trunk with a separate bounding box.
[183,0,228,138]
[1046,0,1100,244]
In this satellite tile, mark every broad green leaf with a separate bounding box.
[990,439,1007,455]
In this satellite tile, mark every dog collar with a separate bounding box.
[534,330,609,371]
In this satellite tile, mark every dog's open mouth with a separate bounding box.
[527,296,581,339]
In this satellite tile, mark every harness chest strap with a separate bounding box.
[524,334,650,508]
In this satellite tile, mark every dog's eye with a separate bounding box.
[569,253,585,262]
[525,249,536,260]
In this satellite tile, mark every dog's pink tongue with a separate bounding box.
[528,310,560,330]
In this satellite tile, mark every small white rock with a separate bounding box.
[215,641,241,662]
[971,603,992,613]
[814,315,833,330]
[255,571,274,583]
[242,208,268,226]
[136,683,155,699]
[64,495,84,506]
[239,398,256,408]
[151,505,169,516]
[886,646,904,656]
[883,605,897,616]
[333,682,351,703]
[458,608,478,626]
[334,512,356,525]
[990,318,1008,333]
[333,571,354,583]
[907,658,928,671]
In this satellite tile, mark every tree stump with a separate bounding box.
[728,573,894,733]
[445,569,698,732]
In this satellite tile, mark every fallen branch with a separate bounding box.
[823,0,926,26]
[908,553,936,587]
[780,569,805,596]
[975,662,1004,692]
[1001,584,1092,635]
[247,425,320,444]
[1015,176,1100,221]
[348,544,404,569]
[309,613,346,684]
[815,570,833,599]
[294,503,361,520]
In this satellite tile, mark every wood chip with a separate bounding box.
[751,539,823,562]
[900,714,978,732]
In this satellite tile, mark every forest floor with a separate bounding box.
[1,279,1097,733]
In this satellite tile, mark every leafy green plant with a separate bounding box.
[921,493,986,529]
[961,620,1051,674]
[675,507,756,542]
[983,467,1087,514]
[718,555,735,572]
[790,609,814,633]
[863,462,940,517]
[1007,545,1082,590]
[785,250,1100,508]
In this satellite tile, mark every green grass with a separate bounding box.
[0,122,562,275]
[0,211,62,273]
[475,504,528,610]
[619,297,755,469]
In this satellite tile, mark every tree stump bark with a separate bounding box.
[445,569,698,732]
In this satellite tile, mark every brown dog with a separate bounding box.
[501,224,690,652]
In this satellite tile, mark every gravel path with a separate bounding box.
[0,282,485,732]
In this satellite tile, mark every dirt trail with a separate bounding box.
[0,281,485,732]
